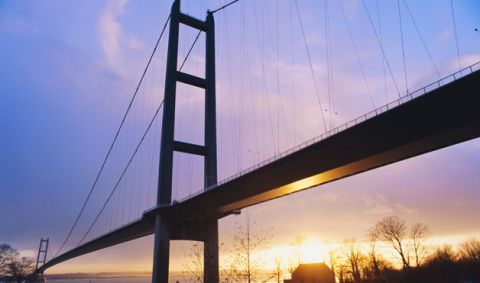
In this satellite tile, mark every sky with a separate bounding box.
[1,0,480,275]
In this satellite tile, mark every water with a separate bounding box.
[47,278,196,283]
[47,276,275,282]
[48,280,150,283]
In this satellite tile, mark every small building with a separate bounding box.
[284,263,335,283]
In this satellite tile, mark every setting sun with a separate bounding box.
[255,237,331,271]
[298,241,329,264]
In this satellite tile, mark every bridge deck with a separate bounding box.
[39,67,480,273]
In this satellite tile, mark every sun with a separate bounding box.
[259,238,331,270]
[297,240,330,263]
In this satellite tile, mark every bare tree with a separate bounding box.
[327,244,340,280]
[226,211,271,283]
[0,244,19,276]
[7,257,34,283]
[369,216,411,269]
[287,258,297,277]
[425,245,457,265]
[182,242,203,282]
[366,229,381,279]
[458,238,480,263]
[272,255,283,283]
[363,231,391,283]
[340,239,365,283]
[410,223,429,267]
[287,235,304,276]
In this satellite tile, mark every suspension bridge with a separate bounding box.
[30,0,480,282]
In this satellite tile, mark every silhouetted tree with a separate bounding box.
[366,228,381,278]
[272,255,283,283]
[340,239,365,283]
[0,244,19,276]
[410,223,429,267]
[364,231,391,282]
[7,256,34,283]
[369,216,411,269]
[182,242,203,282]
[422,245,459,282]
[364,254,391,283]
[225,211,271,283]
[425,245,457,265]
[318,217,478,282]
[327,244,340,280]
[459,238,480,263]
[287,235,305,276]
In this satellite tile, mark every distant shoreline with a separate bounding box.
[45,272,153,280]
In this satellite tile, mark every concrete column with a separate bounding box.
[152,0,180,282]
[203,11,219,283]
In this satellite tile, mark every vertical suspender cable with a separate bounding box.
[276,0,281,153]
[53,14,171,257]
[252,0,278,155]
[361,0,401,98]
[376,0,389,104]
[397,0,409,93]
[324,0,336,129]
[450,0,462,70]
[77,25,203,246]
[289,0,297,145]
[402,0,440,79]
[293,0,328,132]
[338,0,375,110]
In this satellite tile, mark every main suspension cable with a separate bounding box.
[293,0,328,132]
[209,0,241,14]
[54,14,171,257]
[78,100,165,245]
[77,28,201,246]
[179,30,201,71]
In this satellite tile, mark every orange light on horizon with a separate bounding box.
[253,237,331,271]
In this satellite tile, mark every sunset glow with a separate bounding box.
[297,241,330,264]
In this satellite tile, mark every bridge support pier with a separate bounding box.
[152,1,218,282]
[203,220,219,282]
[152,215,171,283]
[203,9,219,283]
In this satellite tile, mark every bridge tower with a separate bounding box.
[35,238,49,273]
[152,0,218,282]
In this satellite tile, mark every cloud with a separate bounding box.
[316,192,339,203]
[441,53,480,78]
[361,194,414,216]
[127,36,145,50]
[394,203,415,215]
[0,2,136,251]
[98,0,146,76]
[362,194,394,215]
[99,0,126,72]
[458,54,480,69]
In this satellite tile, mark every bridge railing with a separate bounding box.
[178,61,480,203]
